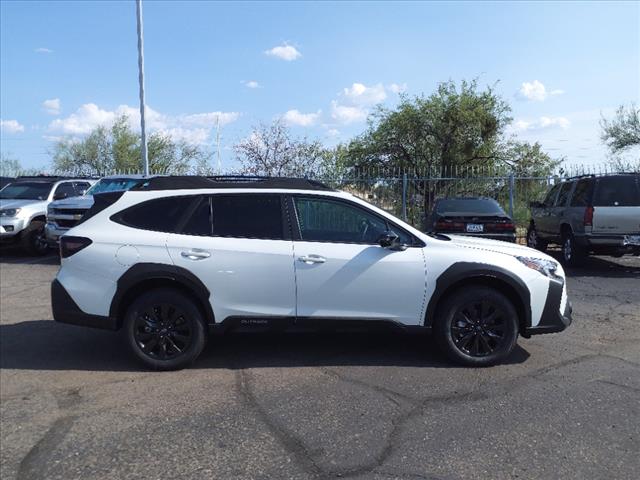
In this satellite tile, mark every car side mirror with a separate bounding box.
[54,192,68,200]
[377,231,407,251]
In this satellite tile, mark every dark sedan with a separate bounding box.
[424,197,516,242]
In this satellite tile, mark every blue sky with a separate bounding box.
[1,0,638,171]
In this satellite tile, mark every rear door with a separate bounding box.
[536,183,561,237]
[165,193,296,322]
[290,195,426,326]
[591,175,640,235]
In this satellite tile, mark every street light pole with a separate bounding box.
[136,0,149,176]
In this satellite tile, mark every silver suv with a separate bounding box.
[527,173,640,266]
[0,177,95,255]
[46,175,150,246]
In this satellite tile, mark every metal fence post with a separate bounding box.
[508,173,515,219]
[402,173,408,221]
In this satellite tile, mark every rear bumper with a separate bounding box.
[523,277,572,337]
[51,279,118,330]
[575,233,640,248]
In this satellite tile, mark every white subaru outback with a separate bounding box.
[51,176,572,370]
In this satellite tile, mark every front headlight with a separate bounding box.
[0,208,21,217]
[516,256,559,278]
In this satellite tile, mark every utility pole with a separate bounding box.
[136,0,149,176]
[215,115,222,173]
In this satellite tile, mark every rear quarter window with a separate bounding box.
[570,179,594,207]
[112,196,198,233]
[594,176,640,207]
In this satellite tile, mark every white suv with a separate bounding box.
[51,177,572,370]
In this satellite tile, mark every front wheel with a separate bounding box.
[434,287,519,367]
[124,288,207,370]
[21,221,49,256]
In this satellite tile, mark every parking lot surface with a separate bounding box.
[1,250,639,480]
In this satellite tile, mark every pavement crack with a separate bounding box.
[234,369,328,479]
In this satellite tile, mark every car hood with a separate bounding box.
[0,199,47,210]
[49,195,94,209]
[446,234,551,260]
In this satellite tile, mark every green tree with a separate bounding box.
[52,115,211,175]
[0,152,23,176]
[600,103,640,154]
[344,79,512,175]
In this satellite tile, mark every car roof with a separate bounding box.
[132,176,334,192]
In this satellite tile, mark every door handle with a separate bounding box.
[180,249,210,260]
[299,255,326,264]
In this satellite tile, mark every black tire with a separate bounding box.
[561,231,586,267]
[20,221,49,256]
[124,288,207,370]
[526,224,547,252]
[434,286,519,367]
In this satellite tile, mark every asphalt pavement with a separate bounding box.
[1,250,639,480]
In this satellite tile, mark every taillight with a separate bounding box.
[583,206,594,227]
[60,236,92,258]
[436,221,464,231]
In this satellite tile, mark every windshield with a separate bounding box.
[86,178,143,195]
[435,198,505,215]
[0,182,53,200]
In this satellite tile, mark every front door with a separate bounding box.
[165,194,296,322]
[291,195,427,326]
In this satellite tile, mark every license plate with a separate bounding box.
[623,235,640,246]
[466,223,484,233]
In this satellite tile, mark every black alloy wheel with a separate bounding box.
[435,286,519,367]
[124,288,207,370]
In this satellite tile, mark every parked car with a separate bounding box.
[527,173,640,266]
[46,175,151,247]
[0,176,95,255]
[52,176,572,370]
[424,197,516,242]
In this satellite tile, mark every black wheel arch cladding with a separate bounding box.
[425,262,532,330]
[110,263,215,327]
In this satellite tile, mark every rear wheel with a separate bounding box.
[20,221,49,256]
[526,224,547,252]
[434,287,519,367]
[124,288,207,370]
[561,231,586,267]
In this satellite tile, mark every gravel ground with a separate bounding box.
[1,250,639,480]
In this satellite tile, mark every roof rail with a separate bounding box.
[564,172,638,181]
[132,175,334,192]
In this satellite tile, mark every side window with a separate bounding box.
[113,196,197,233]
[294,197,390,244]
[74,182,91,196]
[570,179,594,207]
[555,182,573,207]
[211,194,283,240]
[54,182,76,200]
[543,184,561,206]
[181,197,212,236]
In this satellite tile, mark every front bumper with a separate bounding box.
[0,217,26,239]
[523,277,572,337]
[51,279,118,330]
[45,222,68,246]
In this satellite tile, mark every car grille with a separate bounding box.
[53,208,86,216]
[55,219,79,228]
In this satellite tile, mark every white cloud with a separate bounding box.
[264,43,301,61]
[341,83,387,106]
[326,128,340,138]
[330,101,367,125]
[35,47,53,54]
[517,80,564,101]
[47,103,240,144]
[0,119,26,134]
[389,83,407,94]
[513,116,571,132]
[242,80,261,89]
[42,98,61,115]
[282,109,321,127]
